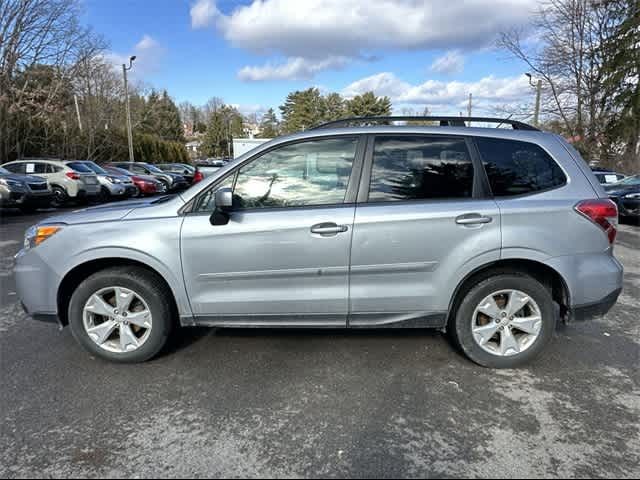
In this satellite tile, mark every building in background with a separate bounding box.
[233,138,270,158]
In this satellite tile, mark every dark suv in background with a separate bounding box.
[109,162,189,192]
[0,166,52,212]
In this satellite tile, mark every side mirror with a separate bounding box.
[210,187,233,226]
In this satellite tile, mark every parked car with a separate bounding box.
[14,116,623,368]
[2,159,100,206]
[195,161,226,179]
[156,163,203,184]
[103,166,165,197]
[75,161,137,200]
[108,162,189,191]
[592,167,626,185]
[0,166,52,213]
[604,175,640,222]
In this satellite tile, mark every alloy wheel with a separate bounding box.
[471,289,543,357]
[82,286,153,354]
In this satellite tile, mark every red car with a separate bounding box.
[104,166,165,196]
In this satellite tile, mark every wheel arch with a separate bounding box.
[57,257,184,326]
[446,258,571,327]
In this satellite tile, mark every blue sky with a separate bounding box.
[83,0,542,117]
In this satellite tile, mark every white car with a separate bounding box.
[2,159,100,206]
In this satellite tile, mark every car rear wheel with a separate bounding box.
[68,267,174,363]
[450,273,556,368]
[50,186,68,208]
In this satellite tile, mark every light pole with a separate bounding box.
[123,56,137,162]
[525,73,542,127]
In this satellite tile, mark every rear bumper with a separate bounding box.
[570,288,622,321]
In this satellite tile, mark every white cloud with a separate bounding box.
[430,50,465,75]
[342,72,533,114]
[190,0,220,29]
[238,56,349,81]
[192,0,540,68]
[105,35,165,77]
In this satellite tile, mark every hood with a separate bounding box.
[40,197,165,225]
[0,173,47,184]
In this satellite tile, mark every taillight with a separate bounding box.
[575,199,618,244]
[65,171,80,180]
[193,170,203,183]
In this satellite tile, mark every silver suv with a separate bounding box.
[14,117,623,368]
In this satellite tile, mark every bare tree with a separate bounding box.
[0,0,105,159]
[498,0,630,162]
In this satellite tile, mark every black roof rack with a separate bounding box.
[311,116,540,131]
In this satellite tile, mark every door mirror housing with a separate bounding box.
[210,187,233,226]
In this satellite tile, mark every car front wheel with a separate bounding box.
[450,273,556,368]
[68,267,174,363]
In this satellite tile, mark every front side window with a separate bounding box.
[232,137,358,209]
[368,136,474,202]
[475,137,567,196]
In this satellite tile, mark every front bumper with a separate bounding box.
[0,189,53,208]
[104,183,127,196]
[15,248,61,325]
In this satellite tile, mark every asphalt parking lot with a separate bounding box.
[0,208,638,478]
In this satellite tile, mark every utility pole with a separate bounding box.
[526,73,542,127]
[123,56,137,162]
[467,93,473,125]
[73,95,82,132]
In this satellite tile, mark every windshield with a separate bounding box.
[83,162,108,175]
[144,164,164,174]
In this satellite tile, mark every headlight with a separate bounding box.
[106,176,122,184]
[624,193,640,199]
[24,225,64,250]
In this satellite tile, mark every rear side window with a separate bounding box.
[475,137,566,196]
[25,162,47,174]
[368,136,474,202]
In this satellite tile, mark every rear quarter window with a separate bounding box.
[475,137,566,196]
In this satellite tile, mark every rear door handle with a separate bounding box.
[310,222,349,236]
[455,214,493,226]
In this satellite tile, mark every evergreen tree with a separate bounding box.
[322,93,346,122]
[258,108,280,138]
[140,90,184,143]
[345,92,392,117]
[279,87,326,133]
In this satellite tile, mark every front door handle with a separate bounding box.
[455,213,493,226]
[310,222,349,236]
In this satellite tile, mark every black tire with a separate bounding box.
[449,272,556,368]
[98,186,111,203]
[68,267,174,363]
[50,186,68,208]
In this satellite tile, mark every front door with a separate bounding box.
[180,136,364,326]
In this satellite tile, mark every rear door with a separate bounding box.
[349,134,501,326]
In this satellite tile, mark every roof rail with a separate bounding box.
[311,116,540,131]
